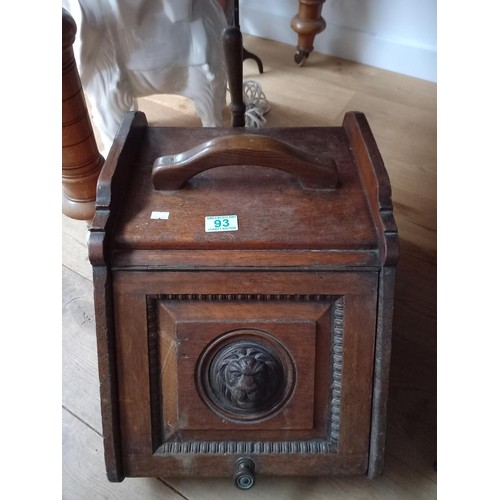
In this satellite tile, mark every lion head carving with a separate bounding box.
[212,344,284,412]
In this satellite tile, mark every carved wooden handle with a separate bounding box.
[152,134,338,190]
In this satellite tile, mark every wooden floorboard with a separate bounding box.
[163,453,436,500]
[63,408,185,499]
[62,264,101,432]
[62,34,436,498]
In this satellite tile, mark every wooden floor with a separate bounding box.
[62,35,437,499]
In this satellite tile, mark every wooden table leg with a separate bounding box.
[62,8,105,221]
[291,0,326,65]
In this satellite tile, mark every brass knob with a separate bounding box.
[233,457,255,490]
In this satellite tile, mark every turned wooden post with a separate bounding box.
[222,25,246,127]
[291,0,326,65]
[62,8,104,221]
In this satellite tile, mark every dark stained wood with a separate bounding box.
[221,0,264,127]
[341,112,399,476]
[62,8,104,221]
[158,300,320,431]
[339,293,378,456]
[89,112,398,487]
[88,111,148,265]
[112,270,378,296]
[91,266,124,482]
[344,112,399,266]
[125,453,367,479]
[88,111,149,482]
[242,46,264,74]
[368,267,396,478]
[110,124,378,254]
[152,133,338,190]
[111,248,380,270]
[291,0,327,65]
[222,25,246,127]
[225,0,264,74]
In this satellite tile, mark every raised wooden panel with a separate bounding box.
[112,271,378,477]
[151,298,327,437]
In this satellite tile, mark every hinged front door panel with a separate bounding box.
[113,271,378,478]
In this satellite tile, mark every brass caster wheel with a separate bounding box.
[294,49,310,66]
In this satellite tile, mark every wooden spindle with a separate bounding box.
[222,25,246,127]
[62,8,104,221]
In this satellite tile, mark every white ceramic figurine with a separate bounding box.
[63,0,228,155]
